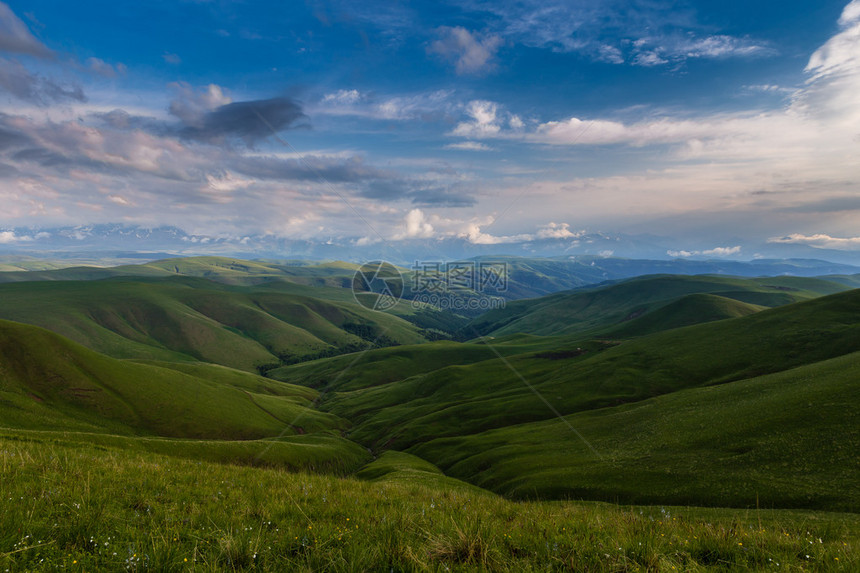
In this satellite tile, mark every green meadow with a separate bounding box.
[1,258,858,570]
[2,434,857,572]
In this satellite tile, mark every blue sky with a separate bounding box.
[0,0,859,259]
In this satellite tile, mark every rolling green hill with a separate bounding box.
[255,288,860,510]
[468,274,851,337]
[0,265,857,516]
[0,256,362,286]
[267,339,562,392]
[0,277,427,371]
[605,292,765,338]
[0,318,345,439]
[412,350,860,510]
[315,288,860,452]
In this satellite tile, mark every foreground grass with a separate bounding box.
[1,436,857,571]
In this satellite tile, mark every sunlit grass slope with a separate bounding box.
[0,277,426,371]
[468,274,851,337]
[307,289,860,455]
[412,350,860,511]
[0,319,345,439]
[1,434,857,572]
[605,292,765,338]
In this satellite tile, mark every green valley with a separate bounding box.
[1,256,858,570]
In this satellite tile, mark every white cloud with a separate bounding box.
[322,89,362,105]
[0,230,37,243]
[535,222,583,239]
[451,220,580,245]
[354,235,381,247]
[633,50,668,67]
[529,115,750,146]
[205,171,255,193]
[841,0,860,26]
[461,222,530,244]
[316,89,452,121]
[163,52,182,65]
[767,233,860,251]
[452,100,504,138]
[428,26,503,75]
[107,194,129,205]
[394,208,435,239]
[667,250,694,258]
[703,246,742,256]
[744,84,793,94]
[667,246,741,258]
[444,141,493,151]
[597,44,624,64]
[677,35,771,59]
[798,0,860,126]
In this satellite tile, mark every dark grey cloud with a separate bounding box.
[90,109,169,134]
[179,97,308,144]
[362,179,477,206]
[0,2,52,58]
[92,94,309,146]
[0,123,28,149]
[0,160,17,177]
[85,57,126,78]
[0,57,86,104]
[230,154,390,183]
[411,186,476,207]
[780,195,860,213]
[11,147,74,167]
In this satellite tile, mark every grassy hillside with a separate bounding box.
[0,319,346,439]
[0,262,857,532]
[412,350,860,510]
[605,293,765,338]
[268,339,561,392]
[823,273,860,288]
[255,288,860,511]
[0,277,427,371]
[468,274,851,337]
[308,289,860,454]
[2,433,857,571]
[0,258,75,272]
[0,256,362,286]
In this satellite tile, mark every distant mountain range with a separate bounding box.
[0,254,857,308]
[3,223,860,266]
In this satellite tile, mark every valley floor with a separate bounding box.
[1,434,857,572]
